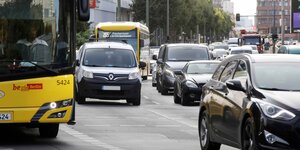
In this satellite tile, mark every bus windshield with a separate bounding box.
[98,30,138,53]
[0,0,73,79]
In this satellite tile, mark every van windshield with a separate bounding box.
[167,46,209,61]
[83,48,137,68]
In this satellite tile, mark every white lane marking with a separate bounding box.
[61,125,124,150]
[155,125,181,127]
[146,109,197,129]
[84,124,111,127]
[120,125,146,127]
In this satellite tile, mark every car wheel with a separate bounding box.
[161,86,168,95]
[181,93,189,106]
[39,123,59,138]
[127,90,141,106]
[152,83,156,87]
[242,118,257,150]
[142,76,148,80]
[199,110,221,150]
[156,79,161,93]
[75,90,86,104]
[173,86,181,104]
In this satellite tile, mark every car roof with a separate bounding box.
[229,54,300,63]
[166,43,208,48]
[282,45,300,50]
[83,41,134,50]
[188,60,220,64]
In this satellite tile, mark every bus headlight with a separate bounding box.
[129,72,140,80]
[83,70,93,78]
[50,102,57,109]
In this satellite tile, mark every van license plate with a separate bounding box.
[0,113,12,121]
[102,86,121,91]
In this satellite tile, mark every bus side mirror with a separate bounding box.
[78,0,90,21]
[140,39,144,47]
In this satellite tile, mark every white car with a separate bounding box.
[75,42,145,105]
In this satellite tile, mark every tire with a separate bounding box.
[199,111,221,150]
[75,90,86,104]
[152,83,156,87]
[181,93,189,106]
[127,90,141,106]
[157,80,161,93]
[242,118,258,150]
[173,86,181,104]
[39,123,59,138]
[142,76,148,80]
[161,86,168,95]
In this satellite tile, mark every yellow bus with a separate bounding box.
[0,0,89,137]
[95,22,151,80]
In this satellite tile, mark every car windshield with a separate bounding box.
[253,63,300,91]
[83,48,137,68]
[167,46,208,61]
[187,63,219,74]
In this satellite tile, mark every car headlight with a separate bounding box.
[254,99,295,121]
[129,72,140,80]
[186,81,198,88]
[83,70,93,78]
[165,69,174,77]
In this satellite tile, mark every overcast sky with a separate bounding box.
[231,0,257,16]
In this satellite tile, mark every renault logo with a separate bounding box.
[108,74,114,81]
[0,90,5,99]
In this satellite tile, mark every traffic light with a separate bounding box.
[272,34,278,41]
[236,13,240,21]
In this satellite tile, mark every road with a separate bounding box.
[0,79,238,150]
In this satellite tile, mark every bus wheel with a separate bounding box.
[39,123,59,138]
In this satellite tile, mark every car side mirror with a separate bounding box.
[139,61,146,68]
[152,55,158,60]
[173,70,183,76]
[75,60,80,66]
[157,59,163,64]
[226,79,245,92]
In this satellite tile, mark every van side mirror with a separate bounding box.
[75,60,80,66]
[78,0,90,21]
[139,61,146,68]
[140,39,144,47]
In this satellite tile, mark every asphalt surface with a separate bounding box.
[0,79,238,150]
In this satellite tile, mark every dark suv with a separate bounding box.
[155,43,210,95]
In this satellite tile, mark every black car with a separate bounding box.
[173,60,219,106]
[199,54,300,150]
[155,43,210,95]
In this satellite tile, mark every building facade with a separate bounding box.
[89,0,133,28]
[256,0,290,35]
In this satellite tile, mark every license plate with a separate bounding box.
[0,113,12,121]
[102,86,121,91]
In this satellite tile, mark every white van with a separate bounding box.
[75,42,145,105]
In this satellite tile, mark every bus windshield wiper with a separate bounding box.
[0,60,59,75]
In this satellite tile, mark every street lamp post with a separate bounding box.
[281,0,284,46]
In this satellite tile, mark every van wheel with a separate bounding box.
[127,90,141,106]
[75,90,85,104]
[39,123,59,138]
